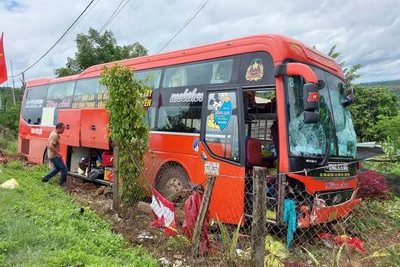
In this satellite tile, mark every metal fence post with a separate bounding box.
[251,166,267,267]
[113,145,120,211]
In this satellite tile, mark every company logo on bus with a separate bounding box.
[30,128,43,135]
[169,88,203,103]
[245,58,264,82]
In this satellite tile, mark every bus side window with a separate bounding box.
[22,86,48,125]
[210,61,232,84]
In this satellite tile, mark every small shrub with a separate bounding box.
[215,216,243,262]
[6,160,25,171]
[6,142,17,154]
[0,137,8,150]
[165,235,190,251]
[358,170,390,199]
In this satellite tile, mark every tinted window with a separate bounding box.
[22,85,48,125]
[145,107,156,130]
[163,59,233,88]
[135,69,162,89]
[205,91,240,162]
[46,81,75,124]
[47,81,75,99]
[157,105,201,133]
[74,77,107,96]
[72,78,108,108]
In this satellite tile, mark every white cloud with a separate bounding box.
[0,0,399,85]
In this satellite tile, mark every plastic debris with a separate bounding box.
[0,178,19,189]
[150,189,177,236]
[283,199,297,249]
[318,233,366,253]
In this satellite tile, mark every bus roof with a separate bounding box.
[26,34,344,86]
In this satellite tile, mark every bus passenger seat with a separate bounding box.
[246,138,262,168]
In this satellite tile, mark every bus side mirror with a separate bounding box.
[303,83,319,111]
[275,62,318,83]
[339,83,355,107]
[303,83,320,123]
[304,111,320,123]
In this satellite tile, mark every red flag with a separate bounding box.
[0,33,7,84]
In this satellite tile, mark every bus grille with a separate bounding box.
[21,139,30,155]
[316,189,354,206]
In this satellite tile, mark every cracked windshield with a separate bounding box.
[287,67,357,158]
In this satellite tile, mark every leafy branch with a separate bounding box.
[100,64,150,204]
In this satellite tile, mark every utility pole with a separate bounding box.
[10,60,16,106]
[21,72,25,89]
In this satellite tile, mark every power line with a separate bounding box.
[157,0,211,54]
[107,0,136,31]
[75,0,103,33]
[99,0,130,34]
[12,0,95,78]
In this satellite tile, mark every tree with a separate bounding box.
[327,45,362,88]
[55,28,148,77]
[350,86,399,142]
[100,65,150,205]
[323,45,400,143]
[0,87,24,136]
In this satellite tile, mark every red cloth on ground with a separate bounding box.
[182,190,210,254]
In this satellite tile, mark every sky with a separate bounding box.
[0,0,399,87]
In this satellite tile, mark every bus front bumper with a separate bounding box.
[297,189,362,228]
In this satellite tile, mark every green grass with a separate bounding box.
[0,137,17,154]
[0,163,157,267]
[351,197,400,238]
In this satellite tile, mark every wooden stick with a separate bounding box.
[192,176,216,257]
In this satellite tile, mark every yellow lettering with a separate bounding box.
[86,102,95,108]
[144,99,152,107]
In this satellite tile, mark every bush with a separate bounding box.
[0,137,8,150]
[6,141,17,154]
[358,170,390,199]
[6,160,25,170]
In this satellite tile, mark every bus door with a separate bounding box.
[243,88,278,223]
[198,86,246,224]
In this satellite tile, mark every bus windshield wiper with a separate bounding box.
[318,111,336,166]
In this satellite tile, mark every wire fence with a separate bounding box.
[106,151,399,267]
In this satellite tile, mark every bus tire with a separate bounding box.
[155,164,190,203]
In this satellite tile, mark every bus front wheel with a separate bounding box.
[155,165,190,202]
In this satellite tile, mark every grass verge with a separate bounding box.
[0,162,157,267]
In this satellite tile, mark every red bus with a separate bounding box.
[19,34,361,227]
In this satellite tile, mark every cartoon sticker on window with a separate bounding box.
[245,58,264,81]
[207,93,232,131]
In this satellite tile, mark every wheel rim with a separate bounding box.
[164,177,184,196]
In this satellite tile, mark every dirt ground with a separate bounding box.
[63,176,241,267]
[63,175,400,267]
[3,152,398,267]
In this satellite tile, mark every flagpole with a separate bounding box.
[10,60,16,106]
